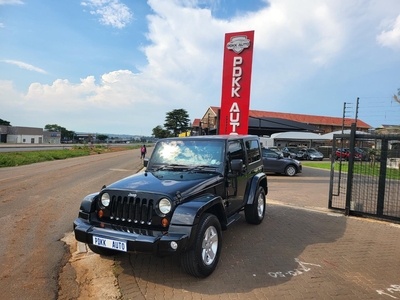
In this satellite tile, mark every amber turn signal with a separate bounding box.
[98,210,104,218]
[161,218,169,227]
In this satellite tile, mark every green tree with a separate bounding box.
[44,124,74,141]
[152,125,171,138]
[164,109,190,137]
[0,118,11,126]
[97,134,109,142]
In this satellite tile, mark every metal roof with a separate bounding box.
[270,131,328,140]
[248,117,320,136]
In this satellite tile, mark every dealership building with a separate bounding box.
[1,107,371,145]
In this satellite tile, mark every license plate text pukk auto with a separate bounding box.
[93,236,127,252]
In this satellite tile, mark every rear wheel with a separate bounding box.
[285,165,297,176]
[88,244,119,256]
[180,213,222,278]
[245,187,266,225]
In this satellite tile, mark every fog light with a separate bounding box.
[170,241,178,250]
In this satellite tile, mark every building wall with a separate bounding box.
[7,134,43,144]
[0,125,7,143]
[43,131,61,144]
[3,126,44,144]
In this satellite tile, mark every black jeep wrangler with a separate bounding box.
[74,135,268,277]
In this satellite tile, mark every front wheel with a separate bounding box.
[180,213,222,278]
[285,165,297,176]
[245,187,266,225]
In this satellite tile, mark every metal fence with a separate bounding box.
[328,124,400,222]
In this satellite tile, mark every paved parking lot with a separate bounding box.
[66,166,400,299]
[112,168,400,300]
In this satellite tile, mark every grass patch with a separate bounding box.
[302,161,400,180]
[0,149,91,167]
[0,145,137,168]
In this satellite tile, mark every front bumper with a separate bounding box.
[73,218,189,256]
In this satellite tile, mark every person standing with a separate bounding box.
[140,144,147,159]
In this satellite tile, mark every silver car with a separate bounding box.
[299,148,324,161]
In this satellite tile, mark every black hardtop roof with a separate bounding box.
[158,135,259,142]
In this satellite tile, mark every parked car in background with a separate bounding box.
[335,148,349,160]
[299,148,324,161]
[265,146,283,156]
[354,147,369,161]
[262,148,302,176]
[281,147,302,159]
[335,148,362,161]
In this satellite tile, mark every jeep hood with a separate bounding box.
[105,171,223,198]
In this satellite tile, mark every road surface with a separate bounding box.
[0,149,144,299]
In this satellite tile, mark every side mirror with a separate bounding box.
[143,158,149,167]
[230,159,243,172]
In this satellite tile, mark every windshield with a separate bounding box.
[149,139,225,168]
[287,147,300,153]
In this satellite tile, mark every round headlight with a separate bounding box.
[101,193,110,207]
[159,198,172,214]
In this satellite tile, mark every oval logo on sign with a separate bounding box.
[227,36,251,54]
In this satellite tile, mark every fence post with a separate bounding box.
[328,139,336,208]
[345,123,356,215]
[376,137,389,216]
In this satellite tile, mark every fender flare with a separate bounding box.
[168,194,227,249]
[79,192,99,213]
[245,173,268,205]
[170,194,226,226]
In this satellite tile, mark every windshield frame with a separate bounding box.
[147,139,226,173]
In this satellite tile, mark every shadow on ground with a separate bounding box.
[114,204,347,298]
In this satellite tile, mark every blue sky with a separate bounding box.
[1,0,400,136]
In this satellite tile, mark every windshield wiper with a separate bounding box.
[152,164,187,171]
[186,165,220,174]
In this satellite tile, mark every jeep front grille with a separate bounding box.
[109,196,154,225]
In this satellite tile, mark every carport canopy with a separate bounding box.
[248,116,320,136]
[321,130,371,140]
[270,131,329,140]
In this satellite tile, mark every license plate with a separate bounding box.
[93,236,127,252]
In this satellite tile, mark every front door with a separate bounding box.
[226,140,247,215]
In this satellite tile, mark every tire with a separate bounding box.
[285,165,297,176]
[180,213,222,278]
[88,244,119,256]
[245,187,266,225]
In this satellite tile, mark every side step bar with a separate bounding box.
[227,213,242,226]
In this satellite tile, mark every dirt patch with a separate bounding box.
[58,232,122,300]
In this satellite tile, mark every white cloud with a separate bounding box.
[2,60,47,74]
[81,0,133,29]
[0,0,24,4]
[2,0,400,133]
[376,15,400,49]
[142,0,348,107]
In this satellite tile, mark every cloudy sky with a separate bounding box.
[1,0,400,136]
